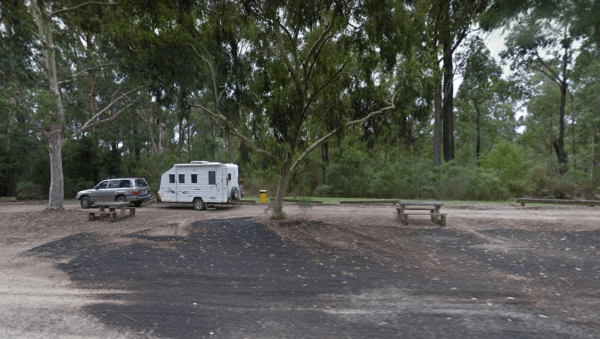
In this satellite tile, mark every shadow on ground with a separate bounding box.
[28,217,600,339]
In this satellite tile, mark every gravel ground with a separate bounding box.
[0,201,599,338]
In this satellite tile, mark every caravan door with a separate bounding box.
[207,167,218,202]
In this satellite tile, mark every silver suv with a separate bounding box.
[76,178,152,208]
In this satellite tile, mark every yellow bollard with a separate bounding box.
[259,190,267,204]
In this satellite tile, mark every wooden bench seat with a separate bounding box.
[396,200,446,226]
[89,211,117,222]
[516,198,600,207]
[400,212,446,226]
[398,207,437,211]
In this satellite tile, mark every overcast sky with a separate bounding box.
[484,28,507,63]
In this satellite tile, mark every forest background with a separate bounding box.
[1,0,599,217]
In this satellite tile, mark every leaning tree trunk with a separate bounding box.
[272,156,293,220]
[46,129,65,208]
[30,0,66,209]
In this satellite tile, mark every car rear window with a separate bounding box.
[135,179,149,187]
[119,180,131,188]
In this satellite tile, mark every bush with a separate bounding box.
[322,149,370,197]
[481,141,533,196]
[529,169,593,199]
[64,177,95,198]
[15,181,44,200]
[438,162,509,200]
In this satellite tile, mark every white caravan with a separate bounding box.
[157,161,241,210]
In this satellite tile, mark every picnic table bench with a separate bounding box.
[397,201,446,226]
[89,201,135,222]
[516,198,600,207]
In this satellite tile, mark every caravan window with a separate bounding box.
[169,174,175,183]
[191,174,197,183]
[228,173,231,180]
[179,174,185,183]
[208,171,216,185]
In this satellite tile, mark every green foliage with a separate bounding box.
[62,137,98,195]
[15,181,43,200]
[321,148,370,197]
[317,150,510,200]
[2,0,599,208]
[481,141,533,196]
[438,162,509,200]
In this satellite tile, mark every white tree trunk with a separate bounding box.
[30,0,66,209]
[46,129,65,209]
[273,157,293,219]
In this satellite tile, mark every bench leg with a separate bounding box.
[402,214,409,225]
[110,213,116,222]
[129,208,135,216]
[439,214,446,227]
[89,213,96,221]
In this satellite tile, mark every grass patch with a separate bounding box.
[240,196,520,205]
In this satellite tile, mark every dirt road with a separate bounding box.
[1,201,599,338]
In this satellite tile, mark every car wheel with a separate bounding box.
[80,196,92,209]
[231,187,239,200]
[193,198,205,211]
[116,196,128,203]
[133,201,142,207]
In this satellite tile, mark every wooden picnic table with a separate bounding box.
[397,201,446,226]
[89,201,135,222]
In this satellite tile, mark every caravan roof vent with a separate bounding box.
[190,160,210,164]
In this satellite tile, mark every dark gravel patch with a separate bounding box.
[27,217,600,339]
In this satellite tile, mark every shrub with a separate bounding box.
[322,149,370,197]
[15,181,44,200]
[481,141,533,196]
[438,162,509,200]
[64,177,95,198]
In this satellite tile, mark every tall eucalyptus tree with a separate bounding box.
[457,37,502,162]
[193,0,399,218]
[501,1,579,170]
[428,0,490,163]
[26,0,144,209]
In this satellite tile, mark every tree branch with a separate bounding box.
[302,1,342,66]
[346,90,399,128]
[190,98,274,160]
[273,20,304,96]
[290,89,399,174]
[51,1,116,17]
[302,60,350,122]
[57,63,114,85]
[451,0,485,54]
[75,94,145,137]
[76,86,145,134]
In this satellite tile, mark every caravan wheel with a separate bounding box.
[231,187,239,200]
[193,198,205,211]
